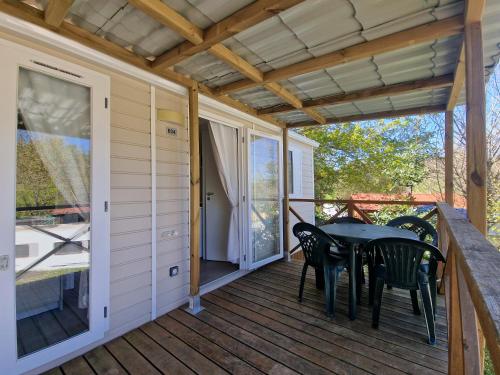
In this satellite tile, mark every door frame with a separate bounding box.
[0,38,110,374]
[198,114,247,272]
[246,128,284,270]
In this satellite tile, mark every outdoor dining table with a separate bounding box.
[320,223,418,320]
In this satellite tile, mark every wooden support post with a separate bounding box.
[347,201,354,217]
[464,21,487,235]
[283,127,290,260]
[188,83,202,313]
[464,19,487,371]
[445,110,454,206]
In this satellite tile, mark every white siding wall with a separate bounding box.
[289,139,316,250]
[155,88,190,316]
[109,76,153,336]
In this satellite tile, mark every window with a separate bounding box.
[288,147,302,197]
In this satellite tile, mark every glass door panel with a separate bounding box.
[248,133,282,267]
[15,68,91,357]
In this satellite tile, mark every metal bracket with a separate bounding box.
[185,294,204,315]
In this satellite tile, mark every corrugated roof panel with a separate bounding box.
[231,86,284,109]
[281,71,343,100]
[326,59,381,92]
[319,103,362,118]
[275,110,311,124]
[353,97,393,114]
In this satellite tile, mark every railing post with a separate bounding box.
[444,110,454,206]
[283,127,290,260]
[347,201,354,217]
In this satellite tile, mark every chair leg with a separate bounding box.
[356,252,363,304]
[410,290,421,315]
[298,263,308,302]
[429,275,437,318]
[372,277,385,328]
[315,267,325,290]
[418,279,436,345]
[323,264,338,317]
[367,251,375,305]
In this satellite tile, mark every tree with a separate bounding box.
[296,118,435,199]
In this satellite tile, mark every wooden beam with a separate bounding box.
[188,83,200,296]
[283,127,290,259]
[0,1,288,130]
[217,15,464,95]
[209,44,263,83]
[464,21,487,235]
[44,0,73,27]
[446,0,485,110]
[260,74,454,115]
[128,0,203,45]
[152,0,304,70]
[287,105,446,128]
[445,110,454,206]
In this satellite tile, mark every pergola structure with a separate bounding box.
[1,1,499,374]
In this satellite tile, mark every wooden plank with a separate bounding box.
[84,346,128,375]
[289,205,306,223]
[44,0,73,27]
[168,309,299,375]
[260,74,454,115]
[464,21,487,235]
[141,321,227,375]
[287,105,446,128]
[189,84,200,296]
[128,0,203,45]
[217,16,464,94]
[209,44,263,83]
[444,110,454,205]
[17,317,47,356]
[211,286,446,374]
[153,0,304,69]
[105,337,161,375]
[156,314,263,375]
[60,356,95,375]
[124,329,194,375]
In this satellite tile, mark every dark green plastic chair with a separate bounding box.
[366,237,445,345]
[293,222,348,317]
[386,215,438,246]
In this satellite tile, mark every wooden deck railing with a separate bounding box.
[437,202,500,375]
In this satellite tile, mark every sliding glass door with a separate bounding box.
[0,40,110,374]
[247,130,283,269]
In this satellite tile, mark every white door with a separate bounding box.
[247,130,283,269]
[201,124,236,261]
[0,40,110,374]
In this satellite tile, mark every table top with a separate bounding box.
[320,223,418,244]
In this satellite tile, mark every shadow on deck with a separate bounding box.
[46,259,448,375]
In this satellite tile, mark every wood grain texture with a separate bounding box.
[189,84,200,296]
[44,0,73,27]
[283,128,290,258]
[217,15,464,94]
[444,110,454,206]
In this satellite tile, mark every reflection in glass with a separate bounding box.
[250,135,280,263]
[16,68,91,357]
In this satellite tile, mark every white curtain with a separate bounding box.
[208,121,239,263]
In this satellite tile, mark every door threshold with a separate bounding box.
[200,269,250,296]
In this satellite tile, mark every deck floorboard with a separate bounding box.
[45,260,448,374]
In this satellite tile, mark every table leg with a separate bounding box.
[349,244,357,320]
[356,249,363,304]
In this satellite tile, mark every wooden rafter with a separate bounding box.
[152,0,304,70]
[44,0,73,27]
[127,1,323,123]
[128,0,203,44]
[0,0,286,129]
[446,0,486,110]
[259,74,454,115]
[287,105,446,128]
[217,16,464,95]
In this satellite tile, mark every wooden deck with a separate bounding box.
[45,260,448,375]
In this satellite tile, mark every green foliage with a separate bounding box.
[297,118,435,199]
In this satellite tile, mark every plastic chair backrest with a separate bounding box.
[329,216,365,224]
[386,215,438,246]
[366,238,444,289]
[292,222,342,268]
